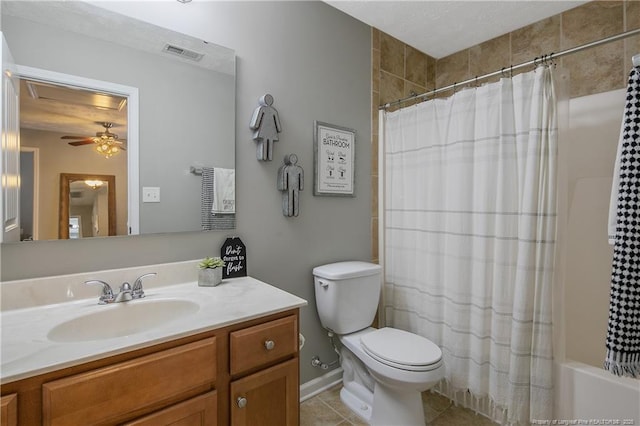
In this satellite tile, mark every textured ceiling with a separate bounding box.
[325,1,589,59]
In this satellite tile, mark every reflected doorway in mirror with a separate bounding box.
[59,173,116,239]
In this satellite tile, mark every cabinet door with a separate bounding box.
[0,394,17,426]
[123,391,217,426]
[230,358,298,426]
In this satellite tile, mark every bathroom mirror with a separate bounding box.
[1,1,236,242]
[59,174,116,240]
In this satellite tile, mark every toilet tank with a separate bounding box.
[313,261,382,334]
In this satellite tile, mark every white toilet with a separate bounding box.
[313,261,444,426]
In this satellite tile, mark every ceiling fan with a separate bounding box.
[61,122,126,158]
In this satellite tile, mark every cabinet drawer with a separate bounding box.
[123,391,217,426]
[230,316,297,376]
[42,337,217,426]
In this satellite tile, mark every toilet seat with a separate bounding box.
[360,327,442,372]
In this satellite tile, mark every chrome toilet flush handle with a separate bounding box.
[264,340,275,350]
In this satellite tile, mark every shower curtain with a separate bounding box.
[382,66,558,424]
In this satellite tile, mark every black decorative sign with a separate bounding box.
[220,237,247,279]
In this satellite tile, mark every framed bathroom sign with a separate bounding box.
[313,121,356,197]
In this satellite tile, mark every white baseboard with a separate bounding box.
[300,367,343,402]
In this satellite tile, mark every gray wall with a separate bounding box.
[0,1,371,384]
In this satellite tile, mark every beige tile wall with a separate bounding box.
[370,0,640,263]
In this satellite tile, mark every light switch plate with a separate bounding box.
[142,187,160,203]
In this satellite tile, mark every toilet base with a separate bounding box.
[370,382,425,426]
[340,380,426,426]
[340,383,372,423]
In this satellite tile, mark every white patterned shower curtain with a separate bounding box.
[381,66,558,425]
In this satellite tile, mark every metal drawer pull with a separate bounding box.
[264,340,275,350]
[237,396,247,408]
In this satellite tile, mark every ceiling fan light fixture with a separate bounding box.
[94,139,120,159]
[84,180,105,189]
[63,122,124,158]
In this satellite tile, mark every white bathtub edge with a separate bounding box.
[554,360,640,423]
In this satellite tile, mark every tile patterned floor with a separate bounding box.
[300,384,498,426]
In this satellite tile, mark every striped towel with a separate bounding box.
[201,167,236,230]
[604,66,640,378]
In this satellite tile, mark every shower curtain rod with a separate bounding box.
[380,27,640,111]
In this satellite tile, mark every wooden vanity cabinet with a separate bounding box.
[0,308,300,426]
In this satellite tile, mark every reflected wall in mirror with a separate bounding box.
[1,0,236,243]
[59,174,116,239]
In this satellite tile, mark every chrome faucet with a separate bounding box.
[114,282,133,303]
[85,273,157,305]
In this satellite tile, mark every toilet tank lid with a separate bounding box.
[312,261,381,280]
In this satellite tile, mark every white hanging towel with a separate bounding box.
[212,168,235,214]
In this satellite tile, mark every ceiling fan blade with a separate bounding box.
[68,140,95,146]
[61,135,91,140]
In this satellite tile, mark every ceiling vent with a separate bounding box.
[70,191,84,199]
[162,44,204,62]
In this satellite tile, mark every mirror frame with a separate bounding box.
[59,173,116,239]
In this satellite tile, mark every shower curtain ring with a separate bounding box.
[533,56,539,68]
[501,67,507,77]
[510,65,513,77]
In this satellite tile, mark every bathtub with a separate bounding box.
[554,361,640,424]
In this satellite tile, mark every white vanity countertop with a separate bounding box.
[1,276,307,384]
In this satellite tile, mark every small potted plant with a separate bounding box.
[198,256,225,287]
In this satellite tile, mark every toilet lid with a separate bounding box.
[360,328,442,371]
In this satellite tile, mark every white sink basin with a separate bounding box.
[47,299,200,342]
